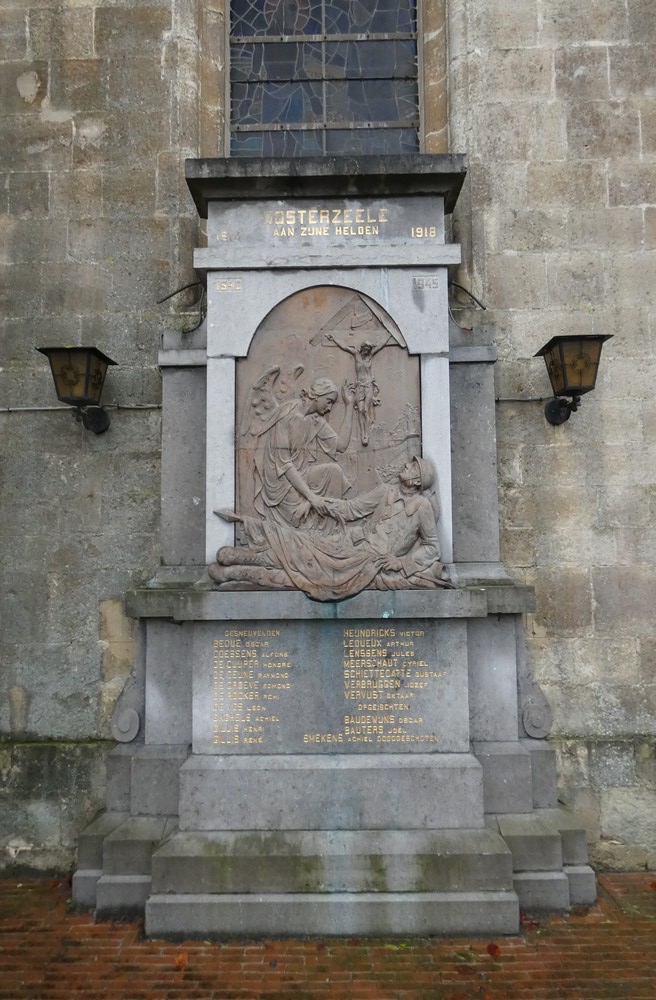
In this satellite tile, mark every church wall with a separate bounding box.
[448,0,656,870]
[1,0,654,872]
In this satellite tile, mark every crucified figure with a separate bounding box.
[325,332,393,446]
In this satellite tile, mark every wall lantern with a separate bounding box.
[37,346,117,434]
[534,334,612,426]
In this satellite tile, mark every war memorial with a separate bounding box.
[71,156,596,937]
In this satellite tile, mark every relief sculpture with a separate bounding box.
[208,286,451,601]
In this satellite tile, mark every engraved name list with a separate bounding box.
[204,621,454,756]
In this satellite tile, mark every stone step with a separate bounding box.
[536,807,589,865]
[513,872,570,912]
[103,816,177,875]
[75,810,129,870]
[145,890,520,939]
[495,805,591,877]
[495,813,564,872]
[71,869,103,909]
[151,828,513,895]
[96,875,152,920]
[565,865,597,905]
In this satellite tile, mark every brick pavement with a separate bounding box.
[0,874,655,999]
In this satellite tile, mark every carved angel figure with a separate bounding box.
[242,373,355,530]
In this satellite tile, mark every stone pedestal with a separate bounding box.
[73,157,595,936]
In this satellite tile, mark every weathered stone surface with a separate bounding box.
[539,0,629,44]
[179,754,484,831]
[0,742,108,872]
[146,889,520,938]
[555,47,610,101]
[28,8,95,61]
[590,742,637,788]
[0,9,27,61]
[151,828,513,895]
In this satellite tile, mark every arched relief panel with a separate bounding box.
[205,281,453,566]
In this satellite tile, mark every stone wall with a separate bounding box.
[1,0,654,872]
[0,0,200,869]
[448,0,656,870]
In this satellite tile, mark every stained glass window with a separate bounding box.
[229,0,419,156]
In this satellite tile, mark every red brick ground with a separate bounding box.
[1,874,655,999]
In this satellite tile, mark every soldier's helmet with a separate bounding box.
[412,455,435,491]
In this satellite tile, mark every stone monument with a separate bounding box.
[73,156,596,937]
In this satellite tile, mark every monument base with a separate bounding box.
[73,587,596,936]
[179,753,484,830]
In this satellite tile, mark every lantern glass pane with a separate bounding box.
[560,338,602,395]
[544,344,566,395]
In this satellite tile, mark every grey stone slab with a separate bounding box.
[192,619,469,755]
[450,345,498,363]
[186,155,468,217]
[71,869,102,909]
[474,741,533,814]
[485,586,536,614]
[160,366,206,567]
[131,745,190,816]
[513,872,570,912]
[449,362,502,564]
[103,816,172,875]
[447,563,513,586]
[144,623,193,746]
[497,814,563,872]
[468,619,520,742]
[565,865,597,905]
[158,349,206,367]
[76,810,129,869]
[146,890,518,938]
[171,587,489,622]
[179,754,484,831]
[151,828,513,895]
[520,739,559,808]
[196,244,460,271]
[106,745,140,812]
[96,875,152,919]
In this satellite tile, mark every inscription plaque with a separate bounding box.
[192,619,469,755]
[207,196,445,251]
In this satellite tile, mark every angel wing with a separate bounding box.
[239,366,281,437]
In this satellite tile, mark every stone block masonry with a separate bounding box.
[448,0,656,871]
